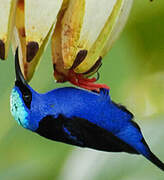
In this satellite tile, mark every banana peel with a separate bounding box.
[52,0,133,83]
[0,0,17,60]
[12,0,63,81]
[0,0,133,89]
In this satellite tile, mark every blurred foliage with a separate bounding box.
[0,0,164,180]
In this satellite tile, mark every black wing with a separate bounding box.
[36,114,138,154]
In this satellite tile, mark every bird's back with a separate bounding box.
[43,87,133,133]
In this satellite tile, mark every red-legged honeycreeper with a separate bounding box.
[10,48,164,171]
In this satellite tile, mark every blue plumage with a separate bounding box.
[10,48,164,171]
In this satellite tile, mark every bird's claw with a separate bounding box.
[68,70,110,92]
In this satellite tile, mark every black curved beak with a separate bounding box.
[15,48,27,86]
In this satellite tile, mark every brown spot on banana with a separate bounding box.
[18,0,24,11]
[0,40,5,60]
[83,57,102,75]
[26,41,39,62]
[19,27,25,37]
[71,50,88,69]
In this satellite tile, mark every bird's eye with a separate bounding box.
[23,94,32,103]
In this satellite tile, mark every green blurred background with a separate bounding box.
[0,1,164,179]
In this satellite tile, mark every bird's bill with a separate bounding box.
[0,0,17,60]
[15,47,27,86]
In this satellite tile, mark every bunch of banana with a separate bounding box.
[0,0,133,90]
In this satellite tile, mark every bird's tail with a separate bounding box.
[130,122,164,171]
[140,137,164,171]
[146,151,164,171]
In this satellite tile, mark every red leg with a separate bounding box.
[54,69,110,92]
[68,70,110,92]
[77,74,97,83]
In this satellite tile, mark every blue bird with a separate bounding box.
[10,48,164,171]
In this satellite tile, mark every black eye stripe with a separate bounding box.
[15,80,32,109]
[22,91,32,109]
[23,94,32,104]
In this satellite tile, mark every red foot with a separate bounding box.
[68,70,110,92]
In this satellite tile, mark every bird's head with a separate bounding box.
[10,48,42,131]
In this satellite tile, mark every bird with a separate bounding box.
[10,48,164,171]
